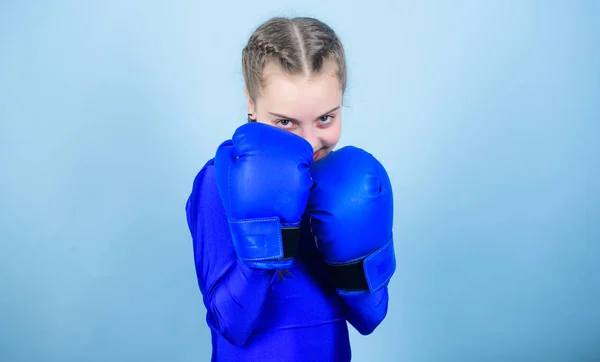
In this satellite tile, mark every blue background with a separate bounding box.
[1,1,599,361]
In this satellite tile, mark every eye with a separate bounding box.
[276,119,295,129]
[317,115,333,125]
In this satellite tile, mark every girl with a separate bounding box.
[185,16,396,361]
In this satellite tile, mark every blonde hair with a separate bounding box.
[242,16,347,104]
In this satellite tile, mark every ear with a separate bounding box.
[245,88,255,115]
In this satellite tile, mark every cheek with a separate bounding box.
[323,122,342,149]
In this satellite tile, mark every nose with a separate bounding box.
[297,127,321,152]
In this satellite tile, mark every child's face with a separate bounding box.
[248,61,343,162]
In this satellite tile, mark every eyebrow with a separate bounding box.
[268,105,341,122]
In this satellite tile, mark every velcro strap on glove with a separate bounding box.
[327,236,396,294]
[228,217,300,266]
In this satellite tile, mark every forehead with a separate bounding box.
[258,62,343,113]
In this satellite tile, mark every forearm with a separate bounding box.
[339,287,389,335]
[207,261,277,345]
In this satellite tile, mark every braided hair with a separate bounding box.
[242,17,347,105]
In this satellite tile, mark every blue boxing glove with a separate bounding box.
[308,146,396,295]
[214,122,314,269]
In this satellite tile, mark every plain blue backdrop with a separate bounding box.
[1,1,599,361]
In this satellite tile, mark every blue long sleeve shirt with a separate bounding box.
[185,159,390,361]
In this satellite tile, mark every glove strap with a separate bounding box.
[327,236,396,294]
[280,227,301,259]
[228,217,300,268]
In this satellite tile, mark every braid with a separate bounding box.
[242,16,346,102]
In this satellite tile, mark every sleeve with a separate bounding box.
[338,287,390,335]
[185,160,278,346]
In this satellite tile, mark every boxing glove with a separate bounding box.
[308,146,396,295]
[214,122,314,269]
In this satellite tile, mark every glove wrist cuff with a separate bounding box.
[228,217,300,269]
[327,235,396,295]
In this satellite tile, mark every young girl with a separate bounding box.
[185,16,396,361]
